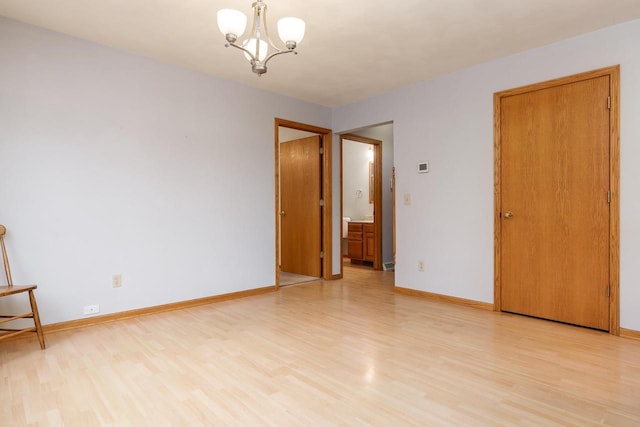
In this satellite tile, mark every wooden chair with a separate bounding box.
[0,225,46,349]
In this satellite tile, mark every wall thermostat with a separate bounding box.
[417,161,429,173]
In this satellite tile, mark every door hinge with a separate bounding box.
[320,251,324,259]
[607,284,611,298]
[319,147,324,154]
[319,199,324,207]
[607,96,611,109]
[607,191,611,204]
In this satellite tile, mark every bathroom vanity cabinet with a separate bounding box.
[347,221,375,264]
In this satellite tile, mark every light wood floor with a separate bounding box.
[2,266,640,426]
[279,271,320,287]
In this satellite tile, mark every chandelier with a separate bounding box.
[216,0,306,76]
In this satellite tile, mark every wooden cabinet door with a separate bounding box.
[347,222,363,259]
[364,224,375,262]
[348,239,363,260]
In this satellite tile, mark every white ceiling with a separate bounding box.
[2,0,640,107]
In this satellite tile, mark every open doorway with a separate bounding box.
[341,135,382,270]
[339,123,394,277]
[275,119,333,288]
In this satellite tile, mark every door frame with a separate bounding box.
[493,65,620,335]
[275,118,333,287]
[392,166,396,266]
[340,134,383,271]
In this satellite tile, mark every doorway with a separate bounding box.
[494,66,620,333]
[275,119,333,288]
[340,134,383,271]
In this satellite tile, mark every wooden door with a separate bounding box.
[499,75,611,330]
[280,136,322,277]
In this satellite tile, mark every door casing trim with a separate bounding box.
[493,65,620,335]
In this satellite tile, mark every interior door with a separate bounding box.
[500,75,610,330]
[280,136,322,277]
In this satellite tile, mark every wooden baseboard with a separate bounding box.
[620,328,640,341]
[394,286,494,311]
[43,285,277,334]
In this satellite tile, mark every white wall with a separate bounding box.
[0,17,330,324]
[332,20,640,331]
[4,16,639,331]
[278,127,318,143]
[342,140,374,222]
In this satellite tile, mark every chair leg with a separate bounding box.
[28,289,46,350]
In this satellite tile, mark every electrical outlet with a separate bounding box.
[112,274,122,288]
[83,304,100,315]
[418,261,425,272]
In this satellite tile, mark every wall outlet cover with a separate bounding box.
[83,304,100,315]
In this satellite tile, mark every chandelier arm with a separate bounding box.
[262,49,295,67]
[226,41,257,62]
[259,2,284,51]
[248,2,259,41]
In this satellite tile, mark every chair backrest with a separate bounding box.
[0,225,14,287]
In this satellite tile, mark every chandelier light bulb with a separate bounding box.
[277,17,306,47]
[242,38,269,62]
[217,9,247,41]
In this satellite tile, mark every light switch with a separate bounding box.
[403,193,411,205]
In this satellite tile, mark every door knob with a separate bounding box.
[280,210,286,217]
[504,211,514,219]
